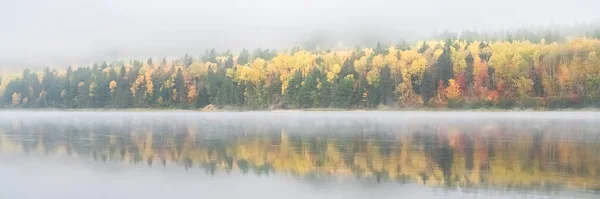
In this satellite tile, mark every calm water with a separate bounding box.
[1,111,599,198]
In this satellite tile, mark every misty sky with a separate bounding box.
[1,0,599,68]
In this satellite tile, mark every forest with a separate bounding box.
[2,36,600,110]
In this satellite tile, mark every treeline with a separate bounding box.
[430,25,600,44]
[2,38,600,109]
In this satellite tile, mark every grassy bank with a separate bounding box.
[2,106,599,112]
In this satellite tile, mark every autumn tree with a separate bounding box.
[445,79,461,100]
[3,38,600,109]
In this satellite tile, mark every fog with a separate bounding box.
[1,0,599,68]
[1,111,599,198]
[1,111,599,135]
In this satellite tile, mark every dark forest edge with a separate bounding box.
[2,33,600,110]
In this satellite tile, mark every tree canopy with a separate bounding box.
[3,38,600,110]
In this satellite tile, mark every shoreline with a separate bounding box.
[0,107,599,112]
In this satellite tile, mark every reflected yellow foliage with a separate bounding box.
[1,119,598,192]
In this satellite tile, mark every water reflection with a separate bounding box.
[0,112,599,196]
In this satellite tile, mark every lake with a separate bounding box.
[0,111,599,198]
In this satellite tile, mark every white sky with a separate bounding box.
[1,0,599,67]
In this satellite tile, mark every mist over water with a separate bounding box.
[0,111,599,198]
[3,0,600,197]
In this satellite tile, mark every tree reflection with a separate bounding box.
[0,117,599,192]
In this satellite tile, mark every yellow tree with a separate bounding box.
[187,84,197,103]
[354,56,368,77]
[584,51,600,101]
[445,79,461,100]
[326,64,341,83]
[11,92,21,106]
[109,80,117,93]
[397,50,427,104]
[569,54,586,97]
[269,53,294,92]
[539,43,560,97]
[514,77,533,100]
[451,46,467,75]
[366,54,385,85]
[131,75,145,97]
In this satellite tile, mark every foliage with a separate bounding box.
[3,38,600,109]
[2,119,599,190]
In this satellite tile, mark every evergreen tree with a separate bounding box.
[182,54,191,68]
[205,67,217,103]
[362,77,378,108]
[161,57,167,67]
[206,67,222,106]
[174,68,186,104]
[488,66,496,90]
[237,49,250,65]
[225,55,234,68]
[195,85,210,108]
[318,78,332,108]
[332,75,355,108]
[418,41,430,53]
[379,66,394,105]
[2,78,23,106]
[76,81,90,108]
[147,58,153,66]
[339,58,357,79]
[91,71,109,108]
[119,65,126,79]
[132,83,146,108]
[267,73,282,107]
[285,70,303,108]
[298,69,319,108]
[465,52,475,89]
[108,68,118,82]
[396,40,410,51]
[435,42,454,87]
[41,67,63,107]
[309,69,324,108]
[115,66,132,108]
[202,49,218,63]
[24,69,41,107]
[251,48,263,60]
[63,66,76,108]
[232,80,245,107]
[531,67,545,97]
[420,69,436,105]
[374,42,389,55]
